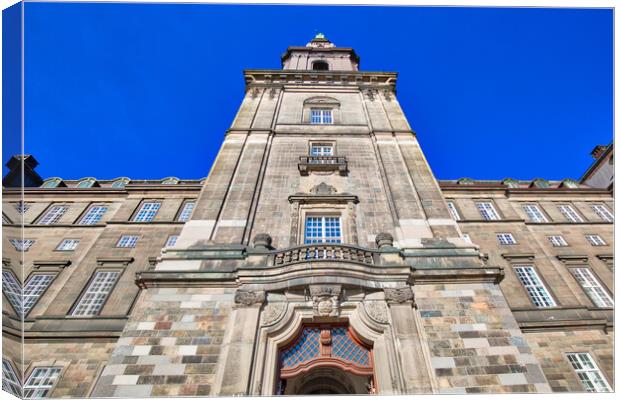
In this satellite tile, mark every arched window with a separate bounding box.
[312,61,329,71]
[111,178,130,188]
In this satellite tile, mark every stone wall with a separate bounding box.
[90,287,234,398]
[524,329,614,392]
[414,282,552,394]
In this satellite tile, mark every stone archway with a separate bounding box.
[276,324,376,395]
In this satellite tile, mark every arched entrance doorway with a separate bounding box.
[276,324,376,395]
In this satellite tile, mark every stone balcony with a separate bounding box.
[298,156,348,176]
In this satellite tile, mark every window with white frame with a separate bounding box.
[585,234,606,246]
[9,239,35,251]
[566,352,611,392]
[23,274,55,316]
[165,235,179,247]
[547,235,568,247]
[570,268,613,308]
[14,201,29,214]
[56,239,80,251]
[496,233,517,245]
[133,202,160,222]
[558,204,583,222]
[304,216,342,244]
[475,202,501,220]
[522,204,548,222]
[310,143,334,156]
[446,201,461,221]
[37,205,68,225]
[2,271,22,315]
[23,366,62,399]
[72,271,120,316]
[513,265,556,308]
[2,358,22,397]
[78,205,108,225]
[177,201,195,222]
[76,179,94,188]
[590,204,613,222]
[116,235,138,248]
[310,109,333,124]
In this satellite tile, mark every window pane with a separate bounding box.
[72,271,120,316]
[2,271,23,315]
[547,236,568,247]
[56,239,80,251]
[570,268,613,308]
[446,201,460,221]
[38,205,68,225]
[79,206,107,225]
[566,353,611,392]
[522,204,548,222]
[591,204,613,222]
[24,367,62,399]
[9,239,35,251]
[2,359,22,397]
[133,202,160,222]
[177,201,195,222]
[476,202,500,220]
[23,275,54,315]
[165,235,179,247]
[514,266,556,307]
[116,235,138,248]
[304,216,342,244]
[497,233,516,245]
[558,205,583,222]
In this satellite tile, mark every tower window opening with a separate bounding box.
[312,61,329,71]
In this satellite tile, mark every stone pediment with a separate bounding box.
[289,182,358,204]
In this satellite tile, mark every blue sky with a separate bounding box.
[2,3,613,181]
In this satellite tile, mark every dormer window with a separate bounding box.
[41,178,62,188]
[111,178,130,188]
[162,177,179,185]
[310,109,333,124]
[76,178,96,188]
[312,60,329,71]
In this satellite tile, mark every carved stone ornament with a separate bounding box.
[375,232,394,249]
[253,233,273,249]
[310,182,337,195]
[364,299,389,324]
[309,285,341,317]
[260,299,287,326]
[384,287,415,305]
[234,289,265,307]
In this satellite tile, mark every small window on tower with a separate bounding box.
[312,60,329,71]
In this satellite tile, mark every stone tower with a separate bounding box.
[91,34,552,396]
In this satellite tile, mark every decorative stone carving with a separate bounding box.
[384,287,415,306]
[260,298,287,326]
[309,285,341,317]
[234,289,265,307]
[253,233,273,249]
[310,182,337,195]
[375,232,394,249]
[364,299,389,324]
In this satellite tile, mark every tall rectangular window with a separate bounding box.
[9,239,35,251]
[2,271,22,315]
[590,204,613,222]
[23,274,55,316]
[72,271,120,316]
[24,367,62,399]
[165,235,179,247]
[585,234,606,246]
[566,353,611,392]
[304,216,342,244]
[177,201,195,222]
[56,239,80,251]
[116,235,138,248]
[476,202,501,220]
[2,359,22,397]
[78,205,108,225]
[522,204,548,222]
[570,268,613,308]
[14,201,29,214]
[133,202,160,222]
[496,233,517,245]
[446,201,461,221]
[310,144,334,156]
[513,265,556,308]
[37,205,68,225]
[558,204,583,222]
[547,235,568,247]
[310,109,333,124]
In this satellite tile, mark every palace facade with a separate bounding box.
[2,35,614,397]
